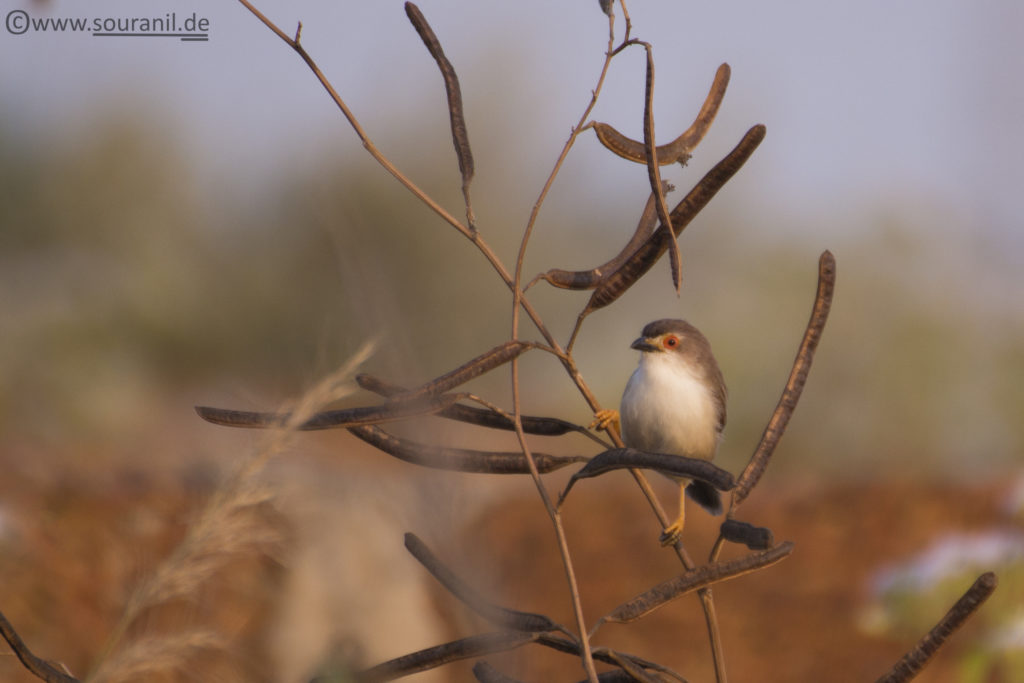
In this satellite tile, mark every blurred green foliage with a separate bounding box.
[0,110,1020,478]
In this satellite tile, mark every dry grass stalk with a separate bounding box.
[88,343,375,681]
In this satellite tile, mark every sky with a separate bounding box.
[1,0,1021,265]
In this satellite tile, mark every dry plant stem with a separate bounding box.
[236,1,719,678]
[0,609,79,682]
[93,345,374,678]
[510,357,599,683]
[874,572,997,683]
[502,9,622,682]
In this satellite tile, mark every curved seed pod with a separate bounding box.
[875,572,998,683]
[357,373,585,436]
[348,424,586,474]
[472,662,523,683]
[559,447,734,505]
[586,124,766,311]
[639,44,680,292]
[592,63,730,166]
[405,533,558,633]
[194,393,461,431]
[404,3,473,190]
[734,250,835,505]
[603,542,793,624]
[719,518,774,550]
[409,341,532,398]
[354,632,536,683]
[534,635,687,682]
[538,182,673,290]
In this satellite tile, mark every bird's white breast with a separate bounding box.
[620,351,720,460]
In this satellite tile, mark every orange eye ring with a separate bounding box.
[664,335,679,349]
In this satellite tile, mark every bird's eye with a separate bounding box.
[664,335,679,349]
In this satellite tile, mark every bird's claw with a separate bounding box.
[590,408,621,433]
[659,522,683,547]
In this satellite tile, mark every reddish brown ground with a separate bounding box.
[0,457,1013,682]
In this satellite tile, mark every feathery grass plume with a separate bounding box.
[89,630,225,683]
[88,342,376,682]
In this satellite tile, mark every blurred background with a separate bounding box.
[0,0,1021,681]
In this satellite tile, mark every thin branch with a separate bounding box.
[502,8,622,681]
[236,0,473,240]
[874,572,998,683]
[0,609,79,683]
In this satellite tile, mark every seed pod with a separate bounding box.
[194,393,461,431]
[538,182,672,291]
[602,542,793,624]
[559,447,735,506]
[719,518,774,550]
[357,373,584,436]
[409,341,532,397]
[592,63,730,166]
[405,2,473,189]
[404,533,557,633]
[587,124,766,311]
[348,425,586,474]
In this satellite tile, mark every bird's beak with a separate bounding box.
[631,336,659,352]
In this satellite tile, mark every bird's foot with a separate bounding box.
[590,408,621,433]
[659,522,684,547]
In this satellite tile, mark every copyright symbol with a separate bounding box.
[6,9,29,35]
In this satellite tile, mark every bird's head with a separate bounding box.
[630,318,707,358]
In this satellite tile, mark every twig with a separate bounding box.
[503,8,622,681]
[0,609,79,682]
[874,572,998,683]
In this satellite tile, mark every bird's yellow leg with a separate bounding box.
[659,484,687,546]
[590,408,621,434]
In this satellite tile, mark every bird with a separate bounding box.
[593,319,727,546]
